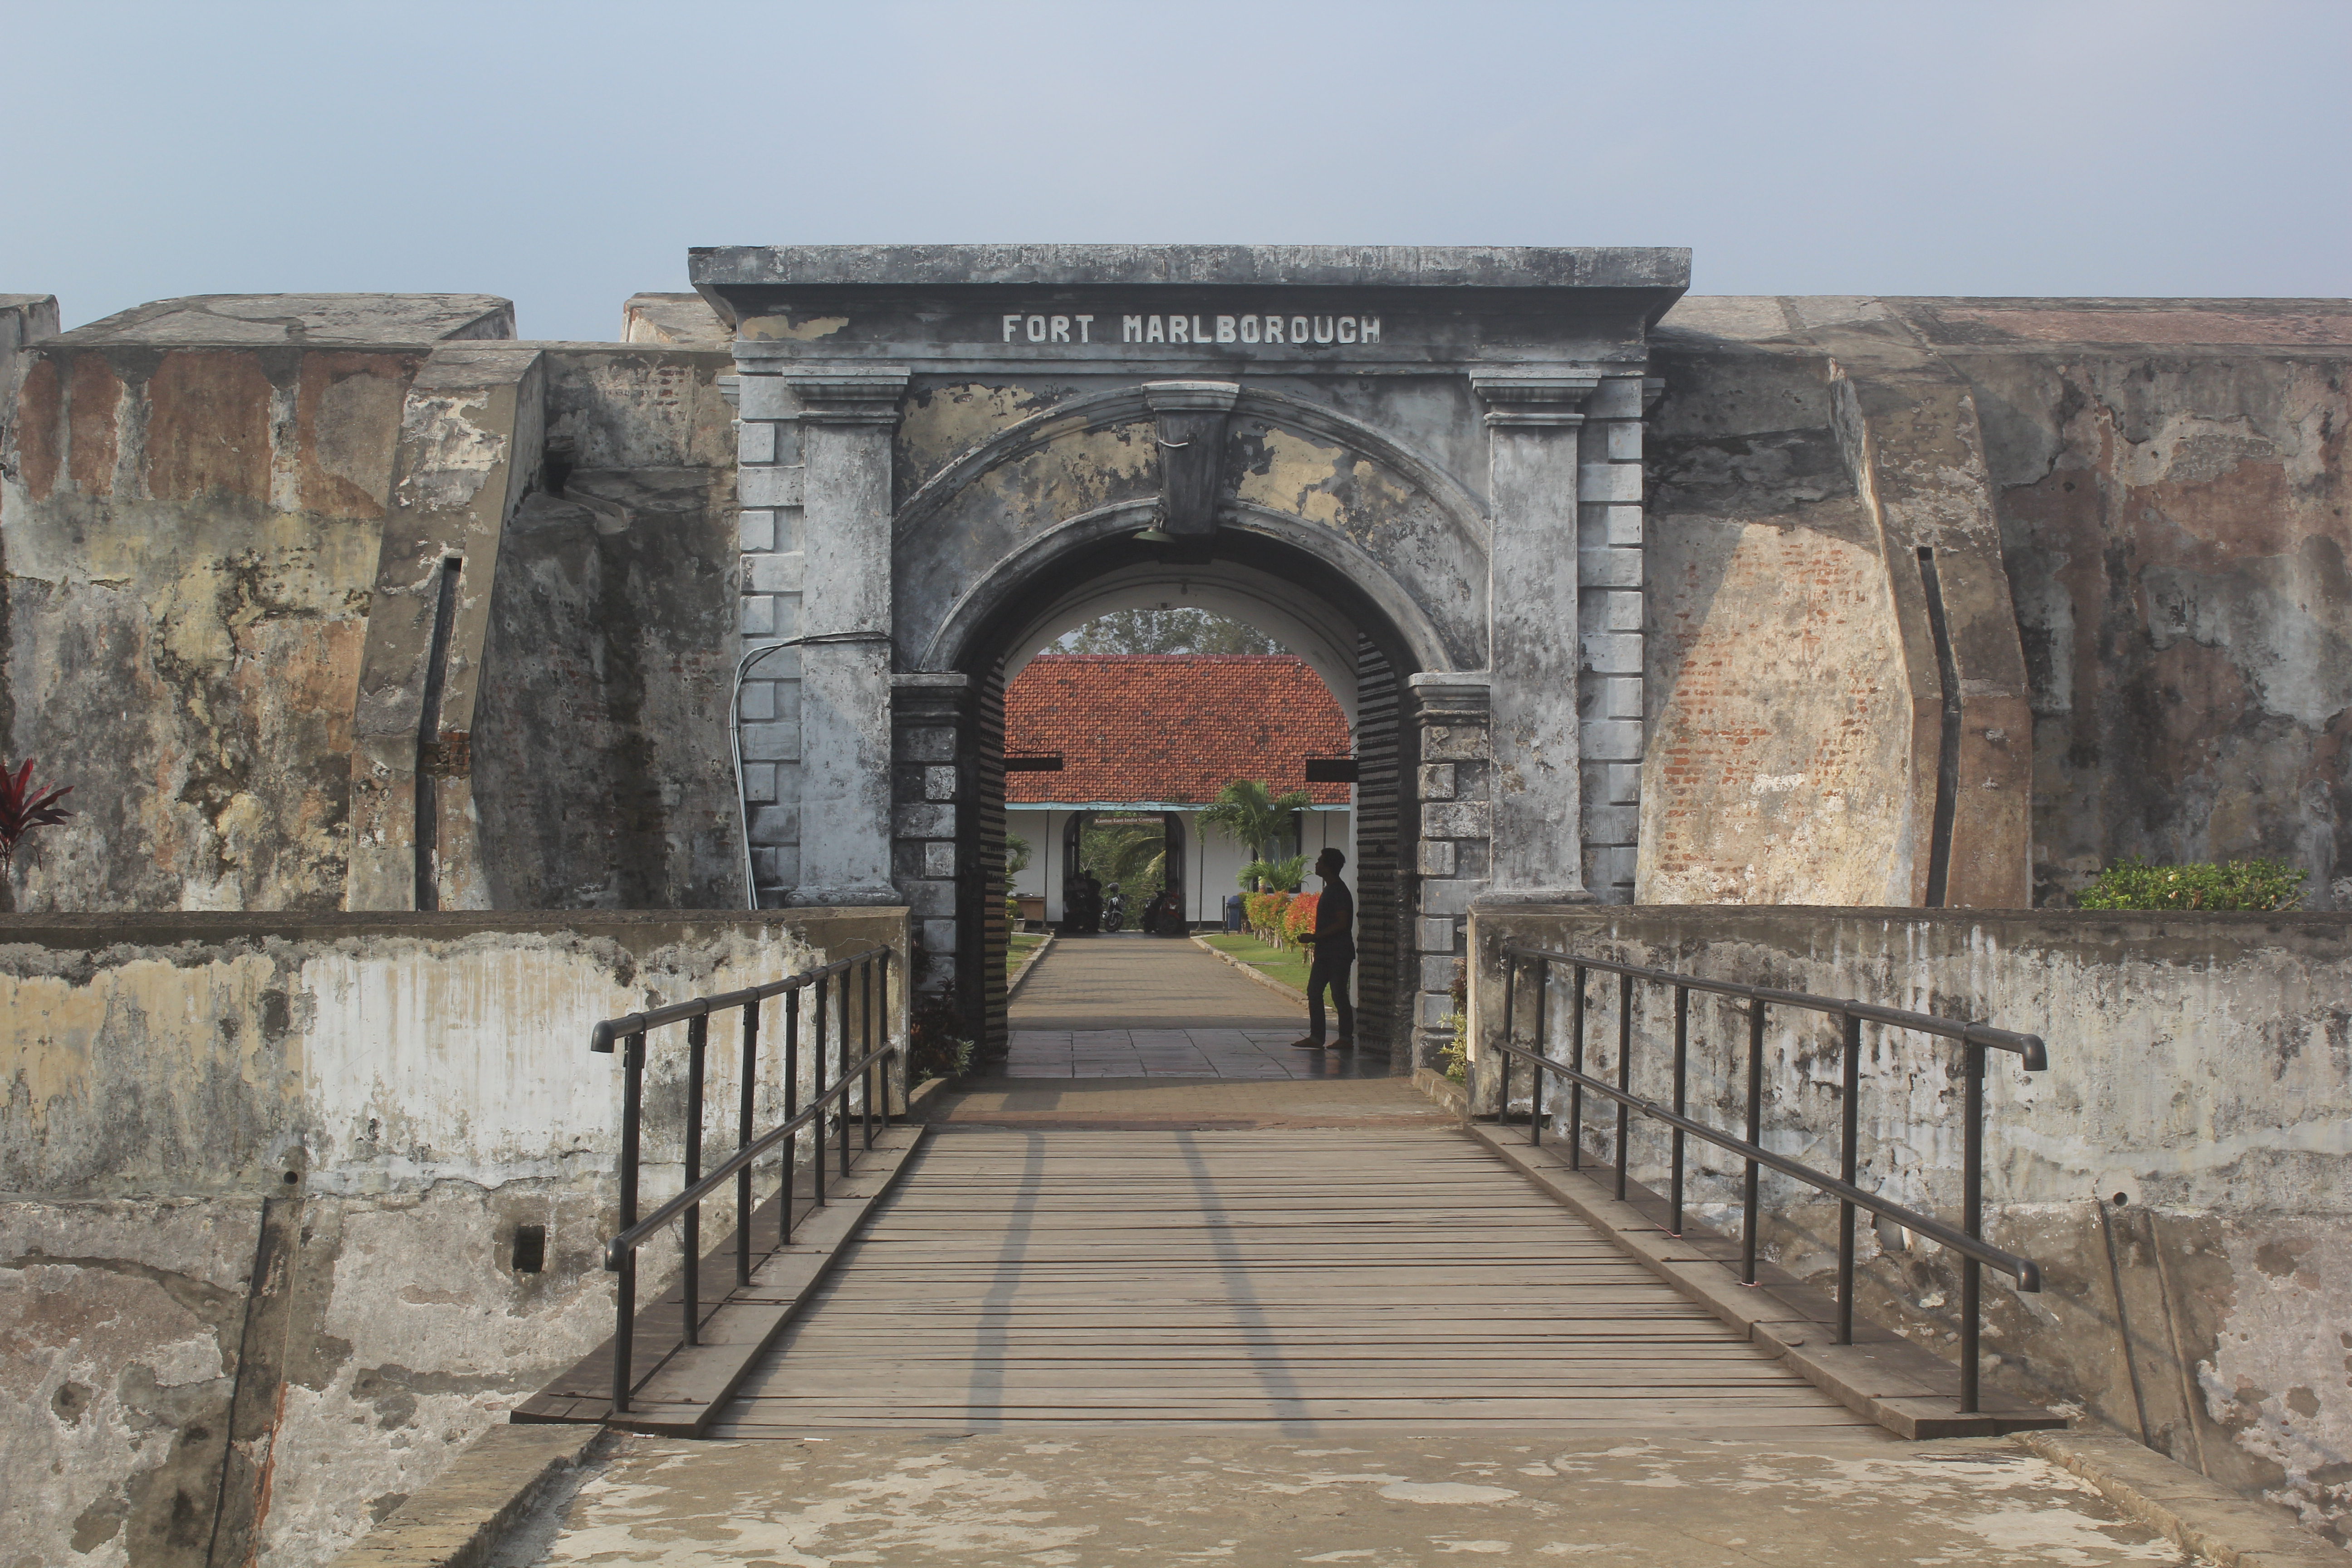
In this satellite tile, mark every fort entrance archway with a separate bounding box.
[695,245,1690,1062]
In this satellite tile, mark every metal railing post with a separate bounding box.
[1670,985,1688,1237]
[1569,966,1586,1169]
[738,999,758,1288]
[1837,1008,1862,1345]
[1962,1038,1986,1413]
[1529,957,1550,1147]
[838,970,853,1180]
[861,956,876,1149]
[682,1015,706,1346]
[1743,999,1764,1285]
[1615,973,1633,1202]
[782,982,800,1243]
[613,1029,645,1414]
[1498,953,1516,1122]
[812,980,829,1208]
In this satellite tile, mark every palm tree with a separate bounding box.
[1203,779,1310,890]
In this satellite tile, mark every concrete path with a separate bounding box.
[1006,933,1380,1080]
[501,1430,2199,1566]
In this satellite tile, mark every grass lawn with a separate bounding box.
[1197,931,1310,994]
[1007,931,1046,979]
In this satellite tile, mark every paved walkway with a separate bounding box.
[1006,933,1383,1079]
[511,1430,2196,1566]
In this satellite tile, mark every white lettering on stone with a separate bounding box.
[997,310,1388,348]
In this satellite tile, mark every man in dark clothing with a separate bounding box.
[1289,848,1356,1050]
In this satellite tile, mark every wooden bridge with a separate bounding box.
[522,938,2050,1444]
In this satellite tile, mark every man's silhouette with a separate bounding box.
[1289,848,1355,1050]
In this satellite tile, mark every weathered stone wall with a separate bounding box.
[471,347,740,909]
[0,298,746,915]
[1467,904,2352,1540]
[0,908,907,1568]
[1948,307,2352,908]
[1646,296,2352,910]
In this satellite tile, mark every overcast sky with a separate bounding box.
[6,0,2346,341]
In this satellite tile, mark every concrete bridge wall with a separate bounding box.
[1467,904,2352,1542]
[0,908,905,1568]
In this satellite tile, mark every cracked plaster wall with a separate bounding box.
[1963,345,2352,908]
[1470,904,2352,1542]
[0,909,906,1568]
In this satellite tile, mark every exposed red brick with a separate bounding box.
[14,359,60,500]
[144,350,274,502]
[67,355,122,496]
[1005,655,1349,805]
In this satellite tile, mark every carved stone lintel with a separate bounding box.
[1470,368,1603,429]
[783,365,912,426]
[1143,380,1241,552]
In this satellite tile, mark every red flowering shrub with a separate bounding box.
[1282,893,1319,944]
[1244,891,1292,943]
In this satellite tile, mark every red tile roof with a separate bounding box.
[1005,655,1350,806]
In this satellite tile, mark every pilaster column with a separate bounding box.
[777,364,909,906]
[1576,374,1655,902]
[1471,368,1602,903]
[1409,671,1494,1064]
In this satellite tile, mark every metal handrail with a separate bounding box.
[1491,943,2048,1415]
[593,944,895,1414]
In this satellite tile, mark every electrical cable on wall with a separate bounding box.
[729,631,892,910]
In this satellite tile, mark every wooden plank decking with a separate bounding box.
[710,1125,1880,1437]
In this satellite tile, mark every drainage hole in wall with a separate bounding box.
[283,1170,300,1185]
[514,1225,547,1274]
[2112,1192,2129,1206]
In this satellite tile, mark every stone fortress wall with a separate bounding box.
[2,286,2343,921]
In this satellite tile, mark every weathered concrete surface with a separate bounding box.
[1937,300,2352,909]
[0,297,514,913]
[504,1430,2216,1566]
[0,297,750,915]
[1646,296,2352,911]
[1646,297,2034,909]
[1,911,906,1568]
[346,345,548,911]
[619,293,730,348]
[474,466,739,908]
[1467,904,2352,1541]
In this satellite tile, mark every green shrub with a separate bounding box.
[2075,857,2307,912]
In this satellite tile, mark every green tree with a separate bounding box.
[1203,779,1310,889]
[1058,609,1287,656]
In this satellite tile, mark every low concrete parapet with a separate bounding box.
[0,908,906,1568]
[1464,904,2352,1544]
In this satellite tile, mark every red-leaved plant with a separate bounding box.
[0,759,73,868]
